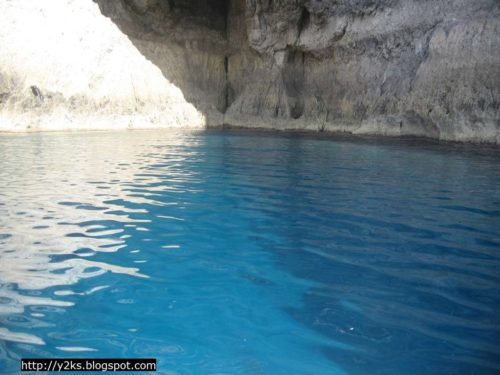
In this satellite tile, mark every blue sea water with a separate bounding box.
[0,130,499,374]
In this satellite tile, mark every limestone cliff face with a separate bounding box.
[0,0,499,142]
[0,0,205,131]
[226,0,500,142]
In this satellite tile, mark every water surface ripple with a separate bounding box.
[0,130,499,374]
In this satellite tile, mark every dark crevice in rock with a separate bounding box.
[30,85,43,102]
[297,6,311,38]
[222,55,232,113]
[283,48,305,119]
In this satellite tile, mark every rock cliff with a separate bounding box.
[0,0,205,131]
[0,0,499,142]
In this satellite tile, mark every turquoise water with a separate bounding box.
[0,130,499,374]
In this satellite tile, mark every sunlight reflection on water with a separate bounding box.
[0,130,499,374]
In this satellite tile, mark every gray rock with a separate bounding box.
[230,0,500,142]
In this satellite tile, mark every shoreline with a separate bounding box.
[1,117,499,149]
[0,112,206,134]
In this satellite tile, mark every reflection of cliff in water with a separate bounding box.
[235,135,500,373]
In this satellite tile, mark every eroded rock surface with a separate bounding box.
[227,0,500,142]
[0,0,499,142]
